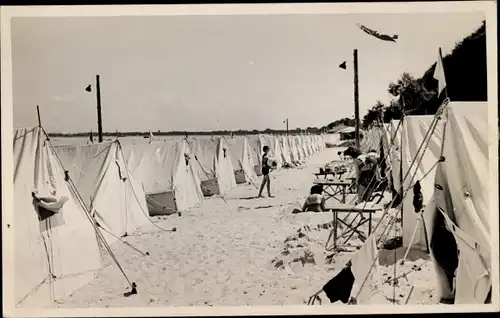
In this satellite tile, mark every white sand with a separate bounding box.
[57,148,437,308]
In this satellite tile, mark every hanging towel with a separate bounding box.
[32,191,68,213]
[322,266,355,304]
[33,191,69,221]
[351,234,379,300]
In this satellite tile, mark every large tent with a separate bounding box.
[246,135,264,176]
[123,140,204,215]
[278,135,292,165]
[224,136,258,185]
[13,127,102,307]
[187,137,237,196]
[54,141,150,243]
[360,125,386,154]
[426,101,492,304]
[295,135,307,161]
[399,115,445,250]
[259,134,283,169]
[390,120,403,193]
[287,135,300,163]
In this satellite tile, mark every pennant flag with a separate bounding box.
[433,48,447,98]
[85,84,92,92]
[357,23,398,42]
[339,61,347,69]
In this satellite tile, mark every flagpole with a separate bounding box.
[353,49,360,149]
[438,47,448,99]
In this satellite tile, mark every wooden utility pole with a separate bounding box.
[36,105,42,127]
[96,75,103,143]
[353,49,360,149]
[285,118,289,136]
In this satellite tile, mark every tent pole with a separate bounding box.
[400,113,404,230]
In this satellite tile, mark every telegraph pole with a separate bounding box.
[96,75,103,143]
[36,105,42,127]
[285,118,289,136]
[353,49,360,149]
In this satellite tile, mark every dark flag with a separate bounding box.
[357,23,398,42]
[85,85,92,92]
[339,61,347,69]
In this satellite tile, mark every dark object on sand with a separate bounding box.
[382,236,403,250]
[322,266,355,303]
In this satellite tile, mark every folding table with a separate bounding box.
[313,179,351,203]
[323,203,382,251]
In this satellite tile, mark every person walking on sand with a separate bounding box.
[258,145,275,198]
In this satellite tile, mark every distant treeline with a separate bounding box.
[48,127,327,138]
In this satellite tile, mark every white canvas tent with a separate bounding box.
[123,140,204,215]
[360,126,385,154]
[54,141,150,244]
[426,101,492,304]
[225,136,258,185]
[390,120,403,192]
[400,115,445,250]
[302,135,310,156]
[246,135,263,176]
[315,135,323,152]
[287,135,300,163]
[381,123,393,179]
[279,136,292,165]
[259,134,283,169]
[296,135,307,160]
[187,137,237,196]
[303,135,311,156]
[13,127,102,307]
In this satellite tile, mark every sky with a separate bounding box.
[11,12,485,133]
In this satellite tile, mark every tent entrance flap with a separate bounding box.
[234,169,246,184]
[254,164,263,176]
[200,179,220,197]
[146,192,178,216]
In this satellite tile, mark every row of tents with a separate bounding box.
[349,101,492,304]
[10,130,325,307]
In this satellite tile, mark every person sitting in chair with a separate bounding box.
[343,147,380,203]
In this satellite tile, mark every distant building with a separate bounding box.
[337,127,356,140]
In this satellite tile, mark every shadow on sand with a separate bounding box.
[378,246,431,266]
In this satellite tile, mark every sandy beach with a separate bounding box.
[54,147,437,308]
